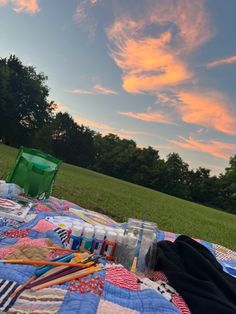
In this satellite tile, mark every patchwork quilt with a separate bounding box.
[0,195,235,314]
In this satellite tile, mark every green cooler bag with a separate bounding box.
[7,147,61,199]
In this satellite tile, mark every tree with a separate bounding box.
[188,167,217,204]
[218,155,236,213]
[0,55,54,146]
[162,153,190,199]
[50,112,95,167]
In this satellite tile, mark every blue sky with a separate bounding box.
[0,0,236,175]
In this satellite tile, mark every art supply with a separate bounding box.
[113,232,125,263]
[91,229,105,254]
[68,224,83,250]
[0,198,32,222]
[69,208,120,229]
[131,220,144,273]
[34,253,74,277]
[47,246,78,253]
[125,218,157,272]
[31,265,102,291]
[80,226,94,251]
[27,254,100,289]
[102,231,116,257]
[0,258,95,268]
[10,253,73,298]
[10,275,37,298]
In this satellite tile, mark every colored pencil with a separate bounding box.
[31,265,101,291]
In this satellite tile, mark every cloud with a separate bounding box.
[75,115,144,139]
[68,84,118,95]
[170,136,236,160]
[119,108,174,124]
[68,88,94,95]
[74,0,101,38]
[93,84,118,95]
[75,116,114,133]
[0,0,40,14]
[177,90,236,135]
[206,55,236,68]
[106,0,213,94]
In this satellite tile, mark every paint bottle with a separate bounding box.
[91,228,106,254]
[80,227,94,251]
[68,224,83,250]
[113,232,125,263]
[102,231,117,257]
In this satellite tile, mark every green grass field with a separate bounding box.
[0,143,236,250]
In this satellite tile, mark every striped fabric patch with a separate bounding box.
[105,267,140,290]
[0,279,20,312]
[54,227,68,244]
[8,287,66,314]
[172,295,191,314]
[213,244,236,262]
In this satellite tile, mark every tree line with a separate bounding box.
[0,55,235,213]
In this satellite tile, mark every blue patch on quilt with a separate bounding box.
[103,282,180,313]
[58,291,99,314]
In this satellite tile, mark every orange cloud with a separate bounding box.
[170,136,236,160]
[0,0,40,14]
[108,25,191,93]
[177,91,236,135]
[93,84,118,95]
[68,84,118,95]
[107,0,213,93]
[119,109,173,125]
[206,55,236,68]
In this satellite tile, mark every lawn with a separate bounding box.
[0,143,236,250]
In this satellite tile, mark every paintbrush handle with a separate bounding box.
[27,262,94,289]
[2,259,89,268]
[10,275,37,299]
[31,265,101,291]
[47,246,78,253]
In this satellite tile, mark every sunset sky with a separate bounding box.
[0,0,236,175]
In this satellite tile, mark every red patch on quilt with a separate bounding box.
[171,295,191,314]
[69,276,104,296]
[4,228,31,238]
[105,267,140,290]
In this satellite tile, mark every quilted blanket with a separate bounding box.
[0,195,235,314]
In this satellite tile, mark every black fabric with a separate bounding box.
[146,235,236,314]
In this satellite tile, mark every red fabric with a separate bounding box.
[4,228,31,238]
[152,271,168,282]
[105,266,140,290]
[69,276,104,296]
[172,295,192,314]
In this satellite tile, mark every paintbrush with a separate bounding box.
[47,246,78,253]
[27,255,100,289]
[31,265,102,291]
[0,259,94,268]
[10,253,73,299]
[27,261,95,289]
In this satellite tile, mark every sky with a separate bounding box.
[0,0,236,175]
